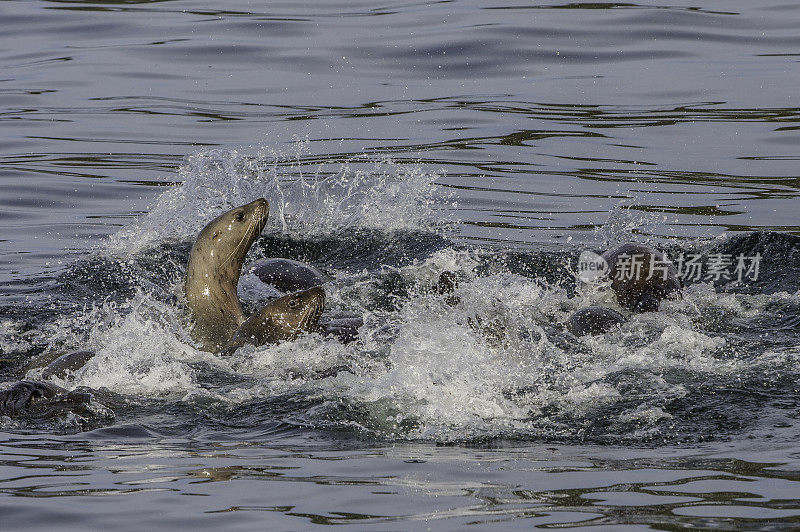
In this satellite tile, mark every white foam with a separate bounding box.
[45,291,209,397]
[41,263,762,439]
[0,320,32,354]
[22,222,797,441]
[304,266,769,440]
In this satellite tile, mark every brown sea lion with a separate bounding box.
[221,287,326,355]
[602,243,681,312]
[567,306,627,336]
[185,199,269,351]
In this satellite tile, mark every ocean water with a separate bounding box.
[1,1,799,529]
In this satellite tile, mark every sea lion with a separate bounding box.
[222,286,326,355]
[567,306,627,336]
[435,271,459,295]
[249,258,365,342]
[250,258,327,293]
[602,243,681,312]
[316,316,364,344]
[0,380,92,418]
[435,270,462,306]
[185,199,269,352]
[21,349,97,380]
[40,350,96,379]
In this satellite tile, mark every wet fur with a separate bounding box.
[602,243,681,312]
[185,199,269,351]
[0,380,91,417]
[222,287,326,355]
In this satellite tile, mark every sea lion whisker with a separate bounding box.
[222,220,254,268]
[297,303,317,331]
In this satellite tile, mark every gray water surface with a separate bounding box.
[1,1,799,529]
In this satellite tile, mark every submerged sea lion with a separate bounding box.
[435,271,459,295]
[602,243,681,312]
[567,306,627,336]
[250,258,327,293]
[435,270,462,306]
[316,315,364,344]
[222,287,326,355]
[0,380,92,418]
[185,199,269,352]
[26,350,97,380]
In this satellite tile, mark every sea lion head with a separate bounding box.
[261,286,326,341]
[601,243,681,312]
[188,199,269,285]
[185,199,269,351]
[222,287,326,355]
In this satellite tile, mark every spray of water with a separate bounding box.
[106,141,455,255]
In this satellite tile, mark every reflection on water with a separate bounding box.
[1,435,799,529]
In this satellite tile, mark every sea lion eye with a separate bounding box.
[235,211,245,222]
[212,231,220,240]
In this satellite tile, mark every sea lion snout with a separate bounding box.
[291,286,326,329]
[250,198,269,227]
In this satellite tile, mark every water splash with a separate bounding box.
[300,265,780,442]
[7,230,798,444]
[0,320,33,355]
[36,290,207,397]
[107,142,455,255]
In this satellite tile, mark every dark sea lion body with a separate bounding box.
[316,316,364,344]
[250,258,326,293]
[185,199,269,352]
[602,243,681,312]
[40,350,96,380]
[567,306,627,336]
[222,287,326,355]
[0,380,92,418]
